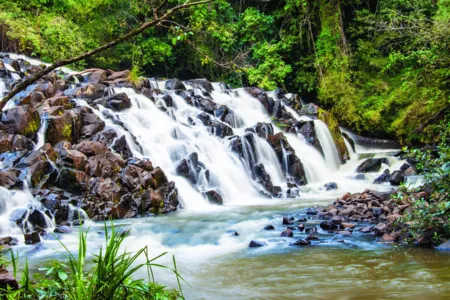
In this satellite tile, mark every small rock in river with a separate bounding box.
[281,229,293,237]
[249,240,267,248]
[290,239,310,247]
[264,225,275,231]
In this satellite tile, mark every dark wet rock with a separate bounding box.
[306,234,319,241]
[188,78,213,93]
[112,135,132,160]
[389,171,405,186]
[356,158,382,173]
[165,78,186,90]
[266,132,307,185]
[0,130,34,152]
[0,268,19,291]
[299,103,319,116]
[83,69,107,84]
[107,70,130,82]
[227,230,239,237]
[264,225,275,231]
[254,163,281,197]
[46,110,77,145]
[324,182,338,191]
[56,167,89,194]
[28,209,49,230]
[282,217,292,225]
[175,152,207,184]
[0,105,40,138]
[320,221,339,230]
[295,121,323,154]
[290,239,311,246]
[75,141,108,156]
[281,228,294,237]
[374,169,391,184]
[249,240,267,248]
[94,92,131,111]
[204,190,223,205]
[305,208,317,215]
[196,112,234,138]
[69,83,108,100]
[81,113,105,139]
[0,169,22,189]
[272,100,283,118]
[92,129,117,147]
[24,231,41,244]
[0,236,18,246]
[87,151,125,178]
[298,223,305,231]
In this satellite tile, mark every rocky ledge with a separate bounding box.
[249,188,450,250]
[0,55,179,242]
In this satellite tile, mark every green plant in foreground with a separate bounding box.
[1,223,184,300]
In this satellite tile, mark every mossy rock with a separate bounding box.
[317,108,349,163]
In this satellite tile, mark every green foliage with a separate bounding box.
[0,0,449,143]
[397,123,450,243]
[0,224,182,299]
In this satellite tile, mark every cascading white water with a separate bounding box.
[313,120,341,170]
[34,117,49,150]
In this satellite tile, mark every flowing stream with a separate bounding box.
[1,57,450,298]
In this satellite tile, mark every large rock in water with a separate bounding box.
[0,105,41,138]
[357,158,382,173]
[317,108,349,163]
[165,78,186,90]
[266,132,307,185]
[389,171,405,186]
[93,92,131,111]
[294,121,323,155]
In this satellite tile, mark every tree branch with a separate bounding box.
[0,0,210,111]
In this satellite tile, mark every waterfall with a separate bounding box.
[34,116,49,150]
[313,120,341,170]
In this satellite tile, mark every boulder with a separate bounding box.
[264,225,275,231]
[112,135,132,160]
[320,221,339,230]
[281,228,293,237]
[290,239,311,246]
[188,78,213,93]
[84,69,107,84]
[324,182,338,191]
[389,171,405,186]
[249,240,267,248]
[75,141,108,156]
[373,169,391,184]
[94,92,131,111]
[299,103,319,116]
[204,190,223,205]
[0,105,40,138]
[24,231,41,244]
[356,158,382,173]
[295,121,323,154]
[165,79,186,90]
[87,151,125,178]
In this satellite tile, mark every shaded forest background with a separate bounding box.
[0,0,449,144]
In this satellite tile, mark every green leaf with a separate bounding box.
[58,269,68,281]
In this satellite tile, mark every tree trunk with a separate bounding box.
[0,0,210,111]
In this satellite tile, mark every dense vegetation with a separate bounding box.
[0,225,182,299]
[0,0,449,143]
[396,123,450,244]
